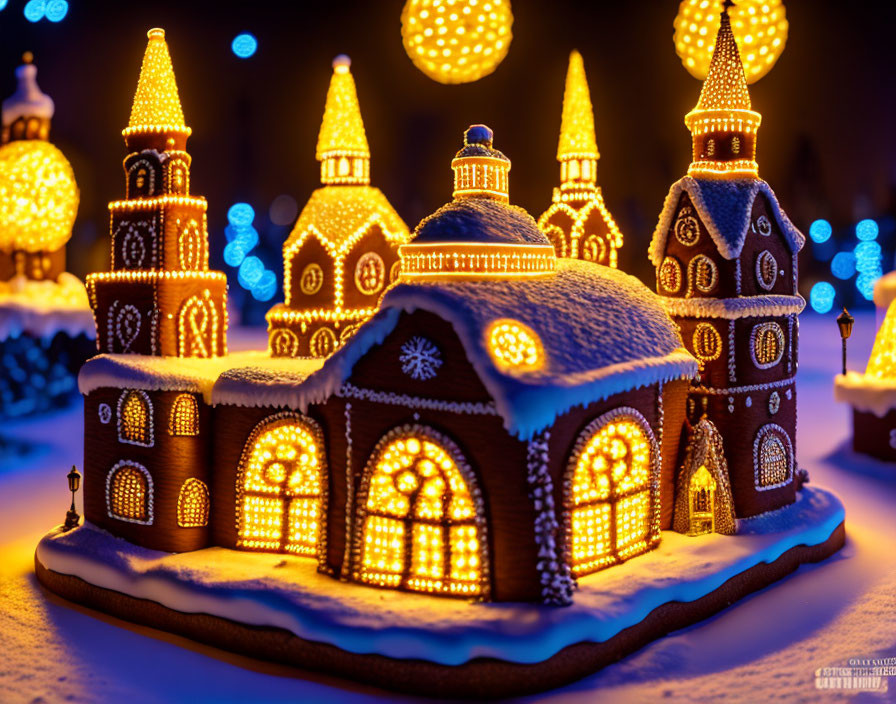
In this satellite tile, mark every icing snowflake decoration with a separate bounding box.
[399,336,442,381]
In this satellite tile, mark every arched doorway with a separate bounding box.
[236,414,327,560]
[354,425,489,598]
[565,407,660,577]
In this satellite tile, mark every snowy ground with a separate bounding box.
[2,318,895,703]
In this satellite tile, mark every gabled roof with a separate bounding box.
[648,176,805,266]
[283,185,408,256]
[295,259,698,440]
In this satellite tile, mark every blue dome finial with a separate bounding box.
[464,124,493,148]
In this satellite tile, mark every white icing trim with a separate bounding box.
[116,389,154,448]
[341,402,354,576]
[105,460,154,525]
[753,424,793,491]
[728,319,736,384]
[661,294,805,319]
[339,383,499,416]
[526,430,573,606]
[693,377,795,395]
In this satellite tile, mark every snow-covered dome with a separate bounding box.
[399,125,556,281]
[2,54,54,130]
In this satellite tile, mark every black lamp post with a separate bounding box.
[64,465,81,530]
[837,308,855,376]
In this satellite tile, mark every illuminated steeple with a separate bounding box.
[317,55,370,185]
[685,7,761,178]
[557,50,598,191]
[124,28,190,146]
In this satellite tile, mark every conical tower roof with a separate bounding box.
[125,28,189,136]
[316,55,369,160]
[557,50,598,161]
[693,10,752,112]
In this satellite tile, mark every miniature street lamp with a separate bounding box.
[837,308,855,376]
[64,465,81,530]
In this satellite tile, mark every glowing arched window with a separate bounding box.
[751,322,785,369]
[106,461,153,524]
[118,390,153,447]
[580,234,606,263]
[237,414,326,557]
[177,478,210,527]
[178,291,219,358]
[169,394,199,436]
[566,408,658,577]
[755,425,792,489]
[356,426,488,598]
[486,318,544,373]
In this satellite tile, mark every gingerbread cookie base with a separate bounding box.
[34,486,844,699]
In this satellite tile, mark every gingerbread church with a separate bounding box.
[34,15,844,698]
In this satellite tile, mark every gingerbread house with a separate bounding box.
[266,55,409,359]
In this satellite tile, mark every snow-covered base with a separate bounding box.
[0,273,94,341]
[834,371,896,417]
[35,486,843,668]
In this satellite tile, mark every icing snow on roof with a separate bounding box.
[649,176,805,266]
[413,198,549,246]
[283,186,408,254]
[79,352,323,404]
[298,259,698,440]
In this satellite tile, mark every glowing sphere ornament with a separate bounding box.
[673,0,788,84]
[400,0,513,84]
[0,140,78,253]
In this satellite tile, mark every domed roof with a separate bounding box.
[413,198,549,246]
[2,54,54,128]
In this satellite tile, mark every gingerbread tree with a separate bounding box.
[537,50,622,267]
[86,29,227,358]
[267,55,408,359]
[649,8,805,518]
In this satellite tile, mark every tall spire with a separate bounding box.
[557,50,598,161]
[316,55,370,185]
[685,7,761,178]
[124,28,189,139]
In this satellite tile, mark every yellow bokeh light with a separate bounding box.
[486,318,544,373]
[400,0,513,84]
[673,0,788,84]
[0,140,78,253]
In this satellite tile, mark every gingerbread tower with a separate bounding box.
[649,8,805,517]
[537,50,622,267]
[86,29,227,357]
[267,55,408,359]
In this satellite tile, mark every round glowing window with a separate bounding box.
[485,318,544,373]
[300,263,324,296]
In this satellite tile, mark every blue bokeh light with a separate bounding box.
[45,0,67,21]
[238,256,264,289]
[252,271,278,302]
[23,0,45,22]
[856,219,879,242]
[233,225,259,252]
[830,251,855,280]
[223,240,247,268]
[0,0,9,11]
[809,219,832,244]
[856,273,878,301]
[809,282,836,314]
[231,33,258,59]
[227,203,255,228]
